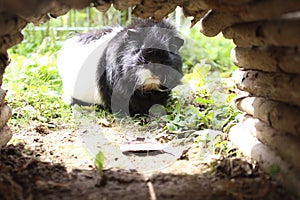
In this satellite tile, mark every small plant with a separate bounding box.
[94,151,105,173]
[162,59,238,134]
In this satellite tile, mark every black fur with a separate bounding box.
[97,19,184,116]
[76,28,114,44]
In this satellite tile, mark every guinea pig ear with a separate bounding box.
[126,29,138,38]
[173,37,184,48]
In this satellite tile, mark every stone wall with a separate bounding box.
[198,1,300,196]
[0,0,300,196]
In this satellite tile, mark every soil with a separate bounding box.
[0,119,297,200]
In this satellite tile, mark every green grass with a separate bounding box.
[161,26,238,133]
[4,38,73,129]
[180,27,236,75]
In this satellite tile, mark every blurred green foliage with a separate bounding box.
[180,27,236,76]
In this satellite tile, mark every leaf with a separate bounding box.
[94,151,105,173]
[174,100,181,114]
[99,118,112,127]
[166,123,180,133]
[266,165,281,177]
[161,114,173,122]
[193,97,213,105]
[39,85,48,92]
[185,105,208,126]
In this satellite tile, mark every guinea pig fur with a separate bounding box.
[57,19,184,116]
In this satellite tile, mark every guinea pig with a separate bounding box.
[57,19,184,116]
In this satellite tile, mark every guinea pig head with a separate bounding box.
[124,26,184,94]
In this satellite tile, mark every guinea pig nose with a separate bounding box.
[152,74,159,79]
[144,74,160,85]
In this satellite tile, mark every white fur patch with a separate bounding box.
[136,69,160,91]
[57,27,124,105]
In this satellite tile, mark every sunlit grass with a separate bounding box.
[3,41,73,129]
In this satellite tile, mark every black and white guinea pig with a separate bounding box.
[57,19,184,116]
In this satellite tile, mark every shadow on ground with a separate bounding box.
[0,143,295,200]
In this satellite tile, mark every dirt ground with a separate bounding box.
[0,120,297,200]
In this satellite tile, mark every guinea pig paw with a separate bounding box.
[142,76,160,90]
[143,83,168,92]
[143,83,158,91]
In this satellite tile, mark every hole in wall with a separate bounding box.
[2,6,238,173]
[3,5,244,175]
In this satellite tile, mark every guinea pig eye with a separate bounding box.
[131,48,141,55]
[169,44,178,53]
[170,37,184,52]
[174,37,184,47]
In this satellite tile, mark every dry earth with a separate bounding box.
[0,115,297,200]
